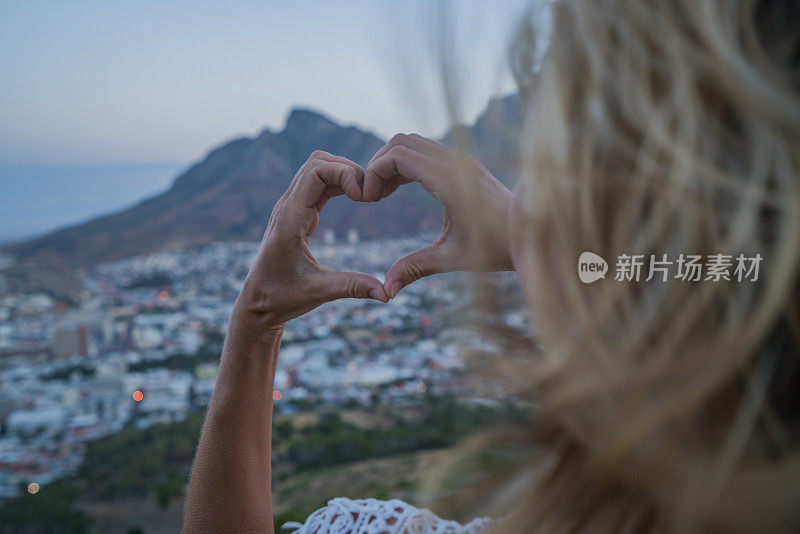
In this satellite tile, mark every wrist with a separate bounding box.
[215,313,282,410]
[229,300,285,342]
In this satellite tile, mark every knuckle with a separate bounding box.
[309,150,330,161]
[345,278,361,298]
[269,202,282,219]
[305,158,325,174]
[269,198,289,220]
[409,132,430,144]
[387,144,411,159]
[341,165,356,180]
[388,133,409,146]
[404,259,427,282]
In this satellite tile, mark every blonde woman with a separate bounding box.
[184,0,800,531]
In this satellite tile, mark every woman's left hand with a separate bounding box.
[231,150,389,337]
[362,134,513,298]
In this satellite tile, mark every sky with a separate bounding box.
[0,1,537,242]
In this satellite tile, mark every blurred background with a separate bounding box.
[0,1,543,532]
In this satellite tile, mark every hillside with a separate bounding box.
[4,95,521,293]
[0,398,527,533]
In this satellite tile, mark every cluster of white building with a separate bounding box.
[0,234,524,498]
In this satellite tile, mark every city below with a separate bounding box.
[0,232,525,499]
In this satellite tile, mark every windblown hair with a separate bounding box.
[462,0,800,532]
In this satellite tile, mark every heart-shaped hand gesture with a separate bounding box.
[232,137,514,337]
[232,151,389,335]
[364,134,514,298]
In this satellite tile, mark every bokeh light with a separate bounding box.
[417,382,427,393]
[27,482,39,494]
[132,390,144,402]
[273,390,282,401]
[158,290,169,301]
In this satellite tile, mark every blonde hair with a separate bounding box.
[460,0,800,532]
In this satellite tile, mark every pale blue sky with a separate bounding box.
[0,1,536,241]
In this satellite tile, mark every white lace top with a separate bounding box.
[282,498,495,534]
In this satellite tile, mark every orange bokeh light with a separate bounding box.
[158,290,169,301]
[132,390,144,402]
[273,390,282,401]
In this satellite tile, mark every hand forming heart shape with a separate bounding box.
[230,135,513,336]
[364,133,514,298]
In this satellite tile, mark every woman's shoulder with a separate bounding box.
[281,497,495,534]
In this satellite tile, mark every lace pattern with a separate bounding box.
[282,498,494,534]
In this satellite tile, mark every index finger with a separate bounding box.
[288,157,365,209]
[367,133,453,167]
[364,144,456,205]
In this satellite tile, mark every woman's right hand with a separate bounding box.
[363,134,514,298]
[231,150,389,338]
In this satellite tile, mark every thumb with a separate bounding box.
[384,244,444,299]
[316,269,389,303]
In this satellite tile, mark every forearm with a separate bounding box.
[183,150,387,531]
[184,321,282,533]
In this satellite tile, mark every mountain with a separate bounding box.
[442,93,522,184]
[4,94,521,294]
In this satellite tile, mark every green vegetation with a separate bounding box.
[0,482,92,534]
[126,352,218,374]
[127,333,224,373]
[43,363,96,381]
[123,273,172,289]
[77,412,204,501]
[282,397,522,473]
[0,396,525,532]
